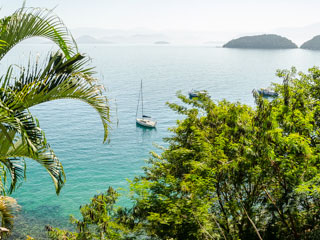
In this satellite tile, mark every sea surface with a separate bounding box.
[2,44,320,238]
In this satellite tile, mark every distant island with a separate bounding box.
[223,34,298,49]
[300,35,320,50]
[154,41,170,44]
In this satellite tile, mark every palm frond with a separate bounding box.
[0,106,43,155]
[6,52,109,142]
[0,40,7,50]
[0,165,8,194]
[0,157,25,194]
[0,7,77,60]
[0,106,65,194]
[0,130,65,194]
[0,6,109,196]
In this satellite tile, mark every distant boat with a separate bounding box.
[136,80,157,128]
[257,88,278,97]
[188,90,207,99]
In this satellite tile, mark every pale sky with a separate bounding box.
[2,0,320,33]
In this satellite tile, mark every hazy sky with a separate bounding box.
[2,0,320,32]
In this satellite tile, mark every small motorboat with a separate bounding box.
[188,90,207,99]
[257,88,278,97]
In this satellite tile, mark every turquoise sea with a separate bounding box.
[3,44,320,238]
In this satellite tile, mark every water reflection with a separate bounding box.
[135,123,157,142]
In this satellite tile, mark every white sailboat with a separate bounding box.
[136,80,157,128]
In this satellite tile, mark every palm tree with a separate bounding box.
[0,6,109,233]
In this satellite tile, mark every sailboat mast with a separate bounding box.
[136,84,141,118]
[141,79,144,117]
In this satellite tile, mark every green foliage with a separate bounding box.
[0,7,76,60]
[0,6,109,195]
[0,5,109,237]
[47,187,134,240]
[51,67,320,240]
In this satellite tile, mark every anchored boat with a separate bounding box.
[188,89,207,99]
[257,88,278,97]
[136,80,157,128]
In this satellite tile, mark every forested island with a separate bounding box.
[223,34,298,49]
[301,35,320,50]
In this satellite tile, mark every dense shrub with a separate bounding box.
[49,67,320,240]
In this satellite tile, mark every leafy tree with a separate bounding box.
[49,67,320,240]
[47,187,133,240]
[0,6,109,235]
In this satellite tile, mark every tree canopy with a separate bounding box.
[48,66,320,240]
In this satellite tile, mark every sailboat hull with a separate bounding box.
[136,118,157,128]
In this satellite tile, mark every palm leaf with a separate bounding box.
[0,117,65,194]
[0,52,109,193]
[0,6,109,196]
[6,52,109,142]
[4,138,65,194]
[0,7,77,60]
[0,105,43,155]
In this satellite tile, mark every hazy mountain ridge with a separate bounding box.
[154,41,170,44]
[71,28,171,44]
[69,23,320,46]
[20,23,320,46]
[76,35,114,44]
[69,28,237,45]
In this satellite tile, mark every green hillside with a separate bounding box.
[301,35,320,50]
[223,34,297,49]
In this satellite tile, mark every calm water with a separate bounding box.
[2,44,320,238]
